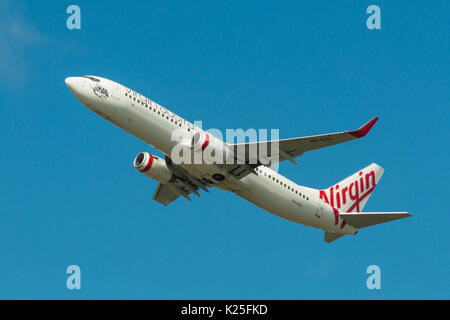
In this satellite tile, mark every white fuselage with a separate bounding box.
[66,76,357,236]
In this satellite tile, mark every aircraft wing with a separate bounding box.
[153,183,182,205]
[153,158,210,205]
[228,117,379,165]
[153,178,203,205]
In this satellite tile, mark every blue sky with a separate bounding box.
[0,0,448,299]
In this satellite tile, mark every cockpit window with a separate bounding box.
[83,76,100,82]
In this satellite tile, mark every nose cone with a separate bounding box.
[65,77,73,86]
[65,77,79,92]
[65,75,119,119]
[65,76,89,105]
[65,76,88,102]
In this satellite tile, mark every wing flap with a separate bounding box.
[152,183,183,206]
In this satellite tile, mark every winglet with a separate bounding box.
[347,117,379,138]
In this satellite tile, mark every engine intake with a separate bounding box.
[133,152,173,183]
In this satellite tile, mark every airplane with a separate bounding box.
[65,75,411,243]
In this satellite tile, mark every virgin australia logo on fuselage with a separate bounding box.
[92,85,109,98]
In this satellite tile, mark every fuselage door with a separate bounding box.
[110,84,121,101]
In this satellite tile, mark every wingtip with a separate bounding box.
[348,117,379,138]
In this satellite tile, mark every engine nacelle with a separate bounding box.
[191,131,210,152]
[191,131,233,164]
[133,152,173,183]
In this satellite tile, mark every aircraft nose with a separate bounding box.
[65,77,77,90]
[65,76,86,98]
[65,76,89,105]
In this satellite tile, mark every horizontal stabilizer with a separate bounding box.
[340,212,412,229]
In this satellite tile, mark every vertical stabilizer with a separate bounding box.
[319,163,384,212]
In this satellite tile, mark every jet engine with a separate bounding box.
[133,152,173,183]
[191,131,232,164]
[191,131,210,152]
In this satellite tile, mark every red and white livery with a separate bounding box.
[66,75,411,243]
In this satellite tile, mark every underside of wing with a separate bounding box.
[152,158,211,205]
[152,183,183,206]
[152,178,204,205]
